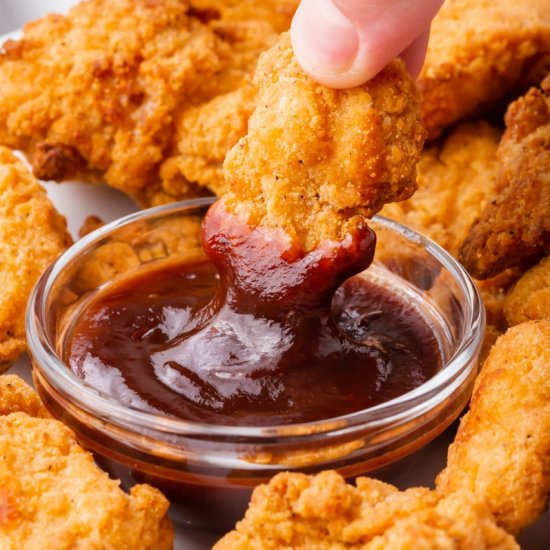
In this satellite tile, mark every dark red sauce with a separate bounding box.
[66,202,441,426]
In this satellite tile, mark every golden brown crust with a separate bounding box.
[0,412,173,549]
[503,255,550,326]
[381,121,501,256]
[223,34,425,251]
[78,215,104,238]
[214,471,517,549]
[379,121,516,352]
[419,0,550,139]
[0,375,49,418]
[436,320,550,534]
[0,147,71,370]
[459,75,550,278]
[0,0,294,204]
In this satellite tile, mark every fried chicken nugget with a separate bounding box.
[0,147,71,371]
[379,121,517,345]
[0,374,48,417]
[0,0,294,205]
[503,255,550,326]
[459,75,550,278]
[214,471,517,549]
[381,121,501,256]
[223,34,425,251]
[437,320,550,534]
[0,375,173,550]
[419,0,550,139]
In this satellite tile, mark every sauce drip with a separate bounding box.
[66,202,441,425]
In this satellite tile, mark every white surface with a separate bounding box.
[2,2,550,548]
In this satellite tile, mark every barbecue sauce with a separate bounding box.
[66,202,441,425]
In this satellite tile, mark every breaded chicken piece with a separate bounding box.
[223,34,425,251]
[0,0,293,205]
[419,0,550,139]
[0,414,173,549]
[0,375,173,550]
[437,320,550,534]
[379,122,516,344]
[459,75,550,278]
[0,148,71,371]
[381,121,501,256]
[214,471,517,549]
[189,0,298,33]
[156,84,257,203]
[0,374,48,417]
[151,0,299,205]
[503,255,550,326]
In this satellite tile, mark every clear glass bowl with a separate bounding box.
[27,198,485,532]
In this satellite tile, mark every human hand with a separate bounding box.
[290,0,444,88]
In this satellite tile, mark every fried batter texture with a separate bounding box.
[437,320,550,534]
[0,375,173,550]
[459,75,550,278]
[419,0,550,139]
[503,256,550,326]
[0,374,48,417]
[214,473,516,549]
[0,0,294,205]
[223,34,425,251]
[379,122,516,344]
[0,148,71,371]
[381,121,501,256]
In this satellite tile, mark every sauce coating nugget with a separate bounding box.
[214,471,516,549]
[0,147,71,371]
[0,375,173,550]
[223,34,425,251]
[459,75,550,278]
[419,0,550,139]
[437,320,550,534]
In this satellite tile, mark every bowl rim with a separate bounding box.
[26,197,485,440]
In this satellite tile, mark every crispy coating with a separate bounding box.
[419,0,550,139]
[437,320,550,534]
[503,255,550,326]
[379,122,516,345]
[0,0,294,204]
[78,215,104,238]
[0,411,173,549]
[0,375,48,418]
[0,147,71,371]
[381,121,501,256]
[214,471,517,549]
[189,0,298,33]
[459,75,550,278]
[156,84,258,203]
[223,34,425,251]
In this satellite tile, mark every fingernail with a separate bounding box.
[291,0,359,74]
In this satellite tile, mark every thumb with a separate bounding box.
[290,0,443,88]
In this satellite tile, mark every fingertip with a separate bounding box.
[291,0,364,88]
[400,27,431,79]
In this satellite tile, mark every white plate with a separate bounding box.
[2,4,550,548]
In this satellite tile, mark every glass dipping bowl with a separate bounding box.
[27,197,484,532]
